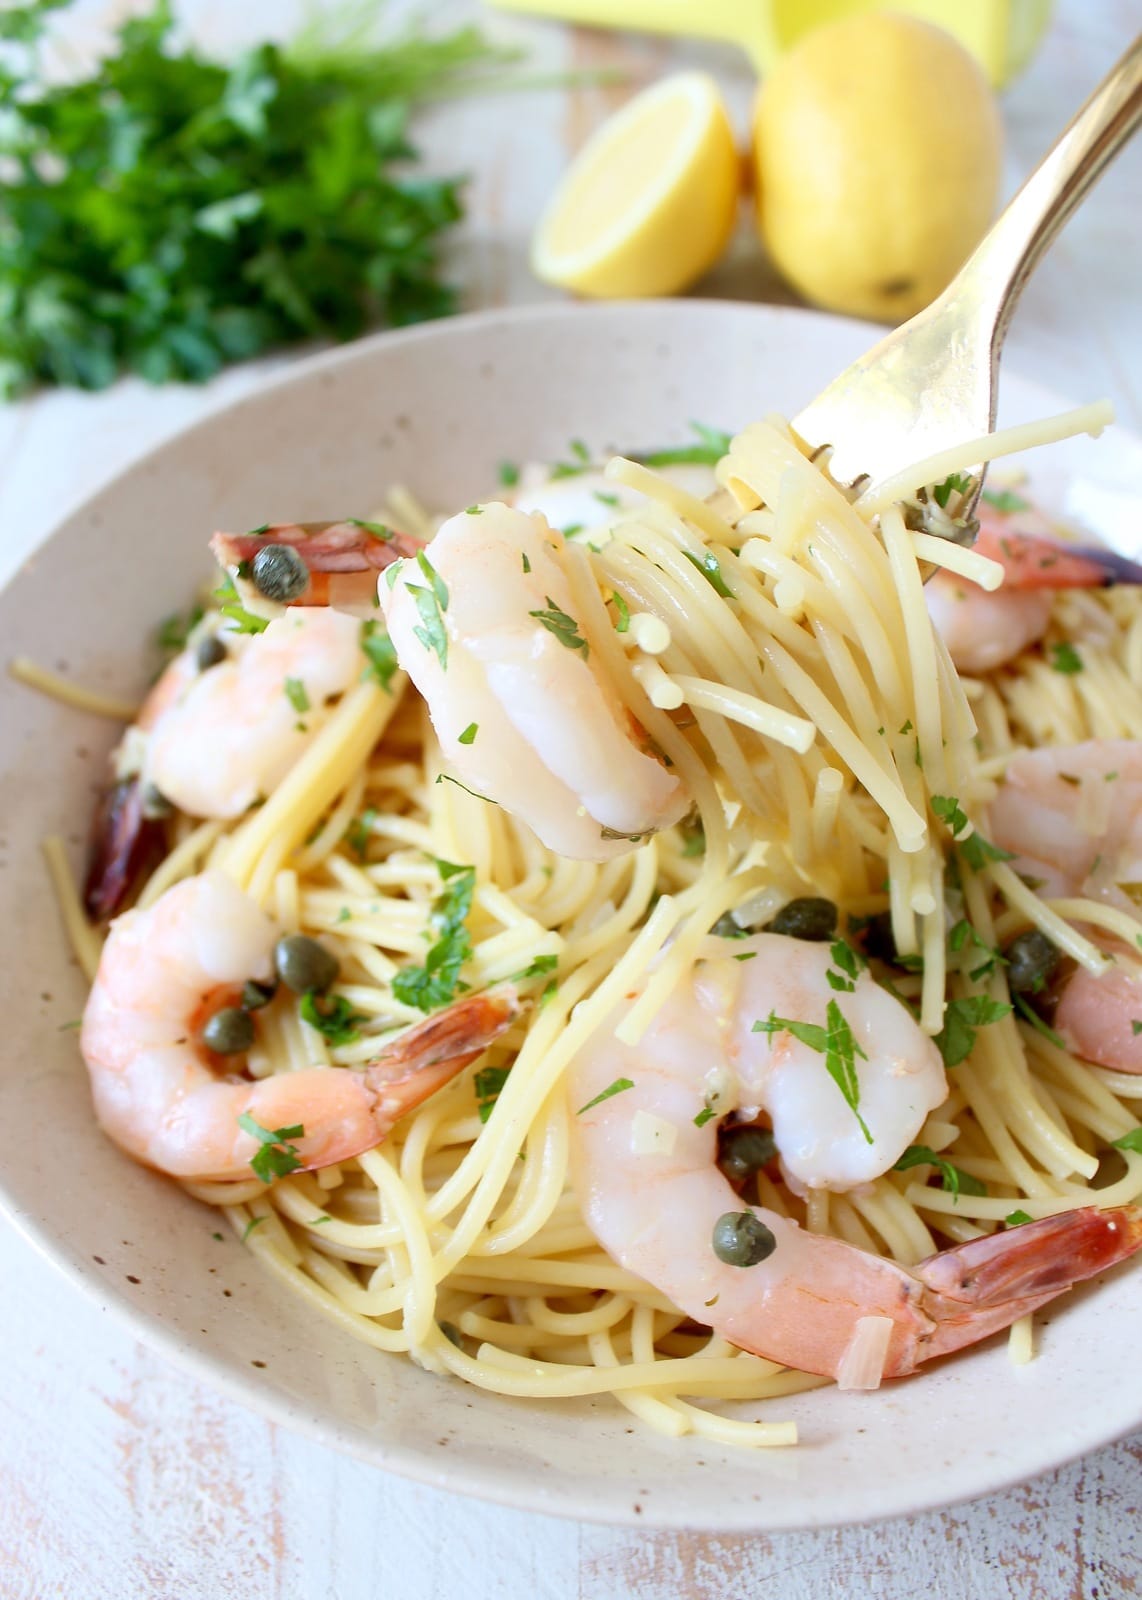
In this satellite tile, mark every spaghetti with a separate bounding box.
[40,407,1142,1447]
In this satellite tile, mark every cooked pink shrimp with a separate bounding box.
[86,607,369,919]
[210,519,422,610]
[81,871,519,1182]
[569,932,1142,1382]
[926,501,1142,675]
[991,739,1142,1072]
[381,502,689,859]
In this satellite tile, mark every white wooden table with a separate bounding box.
[2,3,1140,1594]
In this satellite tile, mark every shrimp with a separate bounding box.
[569,932,1142,1382]
[925,499,1142,674]
[210,519,421,610]
[85,607,369,918]
[990,739,1142,1072]
[80,871,520,1181]
[380,502,689,860]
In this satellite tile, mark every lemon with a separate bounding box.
[753,13,1003,322]
[531,73,740,299]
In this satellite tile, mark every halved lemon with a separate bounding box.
[531,73,740,299]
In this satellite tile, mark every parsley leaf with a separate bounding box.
[346,806,377,861]
[284,676,309,713]
[931,795,1014,871]
[360,619,399,691]
[982,488,1031,514]
[498,461,520,488]
[528,597,588,656]
[156,602,204,656]
[1048,641,1083,675]
[935,995,1012,1068]
[0,5,520,399]
[474,1064,510,1123]
[636,422,733,468]
[407,551,449,668]
[826,937,866,992]
[754,1002,872,1143]
[932,472,972,510]
[347,520,393,541]
[1111,1127,1142,1154]
[1012,992,1066,1048]
[458,722,478,745]
[683,549,733,598]
[1005,1209,1034,1226]
[299,992,366,1046]
[237,1112,305,1183]
[577,1077,635,1115]
[893,1144,987,1200]
[610,592,631,633]
[391,858,476,1011]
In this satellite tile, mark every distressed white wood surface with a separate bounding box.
[2,2,1141,1595]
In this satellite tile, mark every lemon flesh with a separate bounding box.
[531,73,740,299]
[754,13,1003,323]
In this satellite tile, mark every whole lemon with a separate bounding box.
[754,13,1003,322]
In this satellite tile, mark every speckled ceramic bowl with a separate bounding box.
[3,302,1142,1531]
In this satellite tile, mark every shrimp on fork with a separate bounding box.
[568,928,1142,1383]
[80,871,520,1183]
[381,502,689,859]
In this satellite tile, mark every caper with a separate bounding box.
[711,1211,777,1268]
[860,910,898,964]
[719,1125,778,1184]
[1004,929,1061,995]
[251,543,309,603]
[241,978,278,1011]
[766,896,838,942]
[274,934,339,993]
[202,1005,255,1055]
[195,633,227,672]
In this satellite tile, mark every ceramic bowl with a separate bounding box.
[3,301,1141,1530]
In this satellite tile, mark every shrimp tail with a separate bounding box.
[361,985,522,1138]
[211,521,423,608]
[910,1205,1142,1367]
[83,777,165,921]
[976,527,1142,591]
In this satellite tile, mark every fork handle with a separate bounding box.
[963,33,1142,354]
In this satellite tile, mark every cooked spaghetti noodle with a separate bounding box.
[38,406,1142,1448]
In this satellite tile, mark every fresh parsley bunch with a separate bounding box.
[0,0,517,396]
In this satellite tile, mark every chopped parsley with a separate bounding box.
[406,550,449,667]
[242,1216,266,1241]
[465,505,483,515]
[510,953,559,982]
[982,488,1031,514]
[693,1106,717,1128]
[683,548,732,598]
[1133,1020,1142,1037]
[458,722,478,745]
[1112,1127,1142,1154]
[594,490,620,507]
[347,519,393,541]
[237,1113,305,1183]
[498,461,520,488]
[935,994,1012,1068]
[826,937,866,992]
[549,438,593,479]
[474,1064,510,1123]
[681,825,706,859]
[360,619,400,692]
[754,1001,872,1144]
[611,592,631,633]
[636,422,733,468]
[577,1076,635,1115]
[391,858,476,1011]
[931,794,1014,871]
[299,992,366,1046]
[156,602,204,656]
[893,1144,987,1200]
[529,597,588,656]
[931,472,972,509]
[1012,993,1066,1048]
[948,919,1005,980]
[1048,641,1083,675]
[521,552,531,574]
[214,575,270,635]
[1005,1209,1034,1226]
[284,676,310,714]
[346,806,377,861]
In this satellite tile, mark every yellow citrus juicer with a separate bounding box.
[484,0,1053,86]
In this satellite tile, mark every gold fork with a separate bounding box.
[789,33,1142,509]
